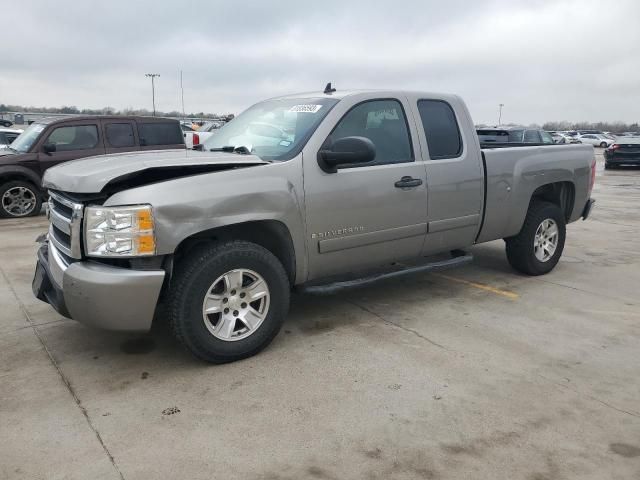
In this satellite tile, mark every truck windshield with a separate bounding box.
[203,97,339,161]
[10,123,45,153]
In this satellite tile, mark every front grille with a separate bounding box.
[47,191,84,259]
[49,195,73,218]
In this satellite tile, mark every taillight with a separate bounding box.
[589,159,596,192]
[193,133,200,146]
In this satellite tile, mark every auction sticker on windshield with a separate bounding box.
[289,104,323,113]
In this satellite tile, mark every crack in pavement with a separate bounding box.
[0,266,126,480]
[538,374,640,420]
[347,300,449,350]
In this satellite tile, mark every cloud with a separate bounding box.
[2,0,639,123]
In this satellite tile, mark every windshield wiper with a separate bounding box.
[209,145,251,155]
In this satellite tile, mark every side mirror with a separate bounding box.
[43,143,56,154]
[317,136,376,173]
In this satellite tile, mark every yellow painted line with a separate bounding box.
[432,273,519,300]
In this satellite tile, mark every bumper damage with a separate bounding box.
[33,242,165,332]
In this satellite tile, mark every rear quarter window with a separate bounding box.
[137,122,183,146]
[417,100,462,159]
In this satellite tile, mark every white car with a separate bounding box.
[578,134,614,148]
[551,132,581,144]
[0,128,23,149]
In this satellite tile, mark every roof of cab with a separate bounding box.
[271,89,460,102]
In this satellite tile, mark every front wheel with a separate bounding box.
[0,180,42,218]
[505,200,566,276]
[600,142,608,148]
[168,240,290,363]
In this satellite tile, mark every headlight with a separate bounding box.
[84,205,156,257]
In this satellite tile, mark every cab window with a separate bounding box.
[327,99,413,166]
[106,123,135,147]
[417,100,462,159]
[46,125,99,151]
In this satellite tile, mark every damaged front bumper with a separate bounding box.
[32,240,165,332]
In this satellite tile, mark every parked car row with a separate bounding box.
[475,126,640,164]
[476,126,555,145]
[0,116,184,217]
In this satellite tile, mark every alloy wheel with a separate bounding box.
[533,219,559,262]
[201,268,270,341]
[2,186,37,217]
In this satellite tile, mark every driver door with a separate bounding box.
[302,96,428,280]
[36,121,105,174]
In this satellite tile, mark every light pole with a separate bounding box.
[145,73,160,116]
[498,103,504,126]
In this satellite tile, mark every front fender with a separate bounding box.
[0,164,43,190]
[105,160,308,281]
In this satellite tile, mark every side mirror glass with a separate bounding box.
[43,143,56,154]
[317,136,376,173]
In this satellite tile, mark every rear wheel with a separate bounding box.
[168,241,290,363]
[0,180,42,218]
[505,200,566,276]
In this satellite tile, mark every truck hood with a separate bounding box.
[42,149,269,193]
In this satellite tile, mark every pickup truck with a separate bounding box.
[0,116,184,218]
[32,88,596,363]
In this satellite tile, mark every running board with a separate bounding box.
[298,251,473,295]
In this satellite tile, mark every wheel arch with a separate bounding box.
[0,166,43,192]
[530,181,575,222]
[172,220,297,285]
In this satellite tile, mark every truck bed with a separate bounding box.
[477,144,594,243]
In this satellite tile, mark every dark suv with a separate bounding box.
[0,116,184,218]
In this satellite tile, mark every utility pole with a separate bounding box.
[498,103,504,126]
[145,73,160,116]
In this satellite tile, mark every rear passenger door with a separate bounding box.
[137,121,185,150]
[102,120,139,154]
[407,96,484,255]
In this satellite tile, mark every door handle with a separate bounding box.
[394,176,423,188]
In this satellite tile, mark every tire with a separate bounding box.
[604,162,612,170]
[0,180,43,218]
[168,240,290,363]
[505,200,566,276]
[600,142,608,148]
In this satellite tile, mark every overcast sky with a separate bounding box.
[3,0,639,124]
